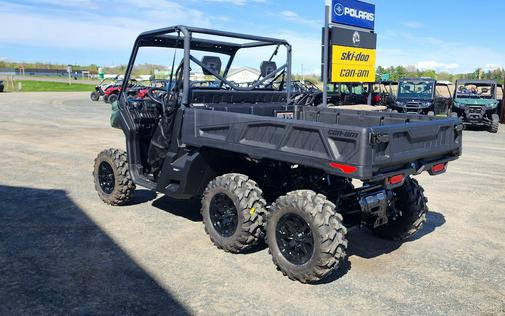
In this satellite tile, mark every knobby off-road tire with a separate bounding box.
[372,177,428,241]
[90,91,100,101]
[490,114,499,133]
[266,190,348,283]
[201,173,267,253]
[103,94,110,103]
[93,148,135,206]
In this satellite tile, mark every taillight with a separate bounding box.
[386,174,405,186]
[329,162,358,174]
[431,163,446,174]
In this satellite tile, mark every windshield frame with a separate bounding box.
[397,80,436,100]
[454,82,497,100]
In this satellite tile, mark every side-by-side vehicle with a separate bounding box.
[452,79,501,133]
[93,26,463,283]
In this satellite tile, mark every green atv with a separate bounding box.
[452,80,501,133]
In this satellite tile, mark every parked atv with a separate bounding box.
[452,80,501,133]
[93,26,463,283]
[90,77,122,102]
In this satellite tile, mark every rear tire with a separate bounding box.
[108,93,118,104]
[103,95,110,103]
[371,177,428,241]
[201,173,267,253]
[266,190,347,283]
[90,91,100,101]
[93,148,135,206]
[490,114,499,133]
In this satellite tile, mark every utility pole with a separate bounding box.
[322,3,330,107]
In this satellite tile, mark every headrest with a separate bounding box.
[201,56,222,75]
[260,61,277,77]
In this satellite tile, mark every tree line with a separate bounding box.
[376,66,505,82]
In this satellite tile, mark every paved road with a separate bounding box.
[1,92,504,315]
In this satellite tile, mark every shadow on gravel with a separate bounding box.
[151,196,203,222]
[0,185,189,316]
[127,189,158,205]
[347,211,446,259]
[151,196,269,253]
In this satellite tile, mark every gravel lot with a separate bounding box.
[1,92,504,315]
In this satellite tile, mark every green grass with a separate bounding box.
[5,80,95,92]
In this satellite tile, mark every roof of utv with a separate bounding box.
[136,25,290,55]
[399,77,436,82]
[455,79,497,85]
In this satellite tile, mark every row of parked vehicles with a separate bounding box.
[289,78,503,133]
[92,71,503,134]
[92,25,467,284]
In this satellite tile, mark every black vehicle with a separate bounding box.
[393,78,452,115]
[0,80,4,92]
[452,80,501,133]
[93,26,463,283]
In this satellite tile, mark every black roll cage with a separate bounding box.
[454,80,498,99]
[120,25,293,108]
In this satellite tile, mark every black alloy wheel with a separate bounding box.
[98,161,115,194]
[276,213,314,265]
[209,193,239,237]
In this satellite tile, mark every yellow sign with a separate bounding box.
[331,45,376,82]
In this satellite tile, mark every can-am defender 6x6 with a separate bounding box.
[452,80,501,133]
[93,26,463,283]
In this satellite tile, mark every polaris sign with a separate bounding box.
[331,0,375,30]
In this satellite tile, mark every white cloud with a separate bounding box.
[416,61,459,71]
[279,10,321,29]
[0,1,213,52]
[377,29,505,73]
[484,64,503,71]
[31,0,99,9]
[280,10,298,18]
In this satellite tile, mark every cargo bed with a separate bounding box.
[181,106,463,181]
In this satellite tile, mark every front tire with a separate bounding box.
[490,114,499,133]
[371,177,428,241]
[90,91,100,101]
[266,190,347,283]
[93,148,135,205]
[201,173,267,253]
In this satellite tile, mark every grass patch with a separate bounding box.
[5,80,95,92]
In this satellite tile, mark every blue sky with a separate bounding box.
[0,0,504,74]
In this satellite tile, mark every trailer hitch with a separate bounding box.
[359,190,391,228]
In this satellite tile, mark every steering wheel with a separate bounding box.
[146,87,168,105]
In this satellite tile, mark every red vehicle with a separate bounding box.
[103,85,122,104]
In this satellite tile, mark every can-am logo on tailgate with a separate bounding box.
[334,2,375,22]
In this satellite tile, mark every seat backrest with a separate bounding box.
[201,56,222,75]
